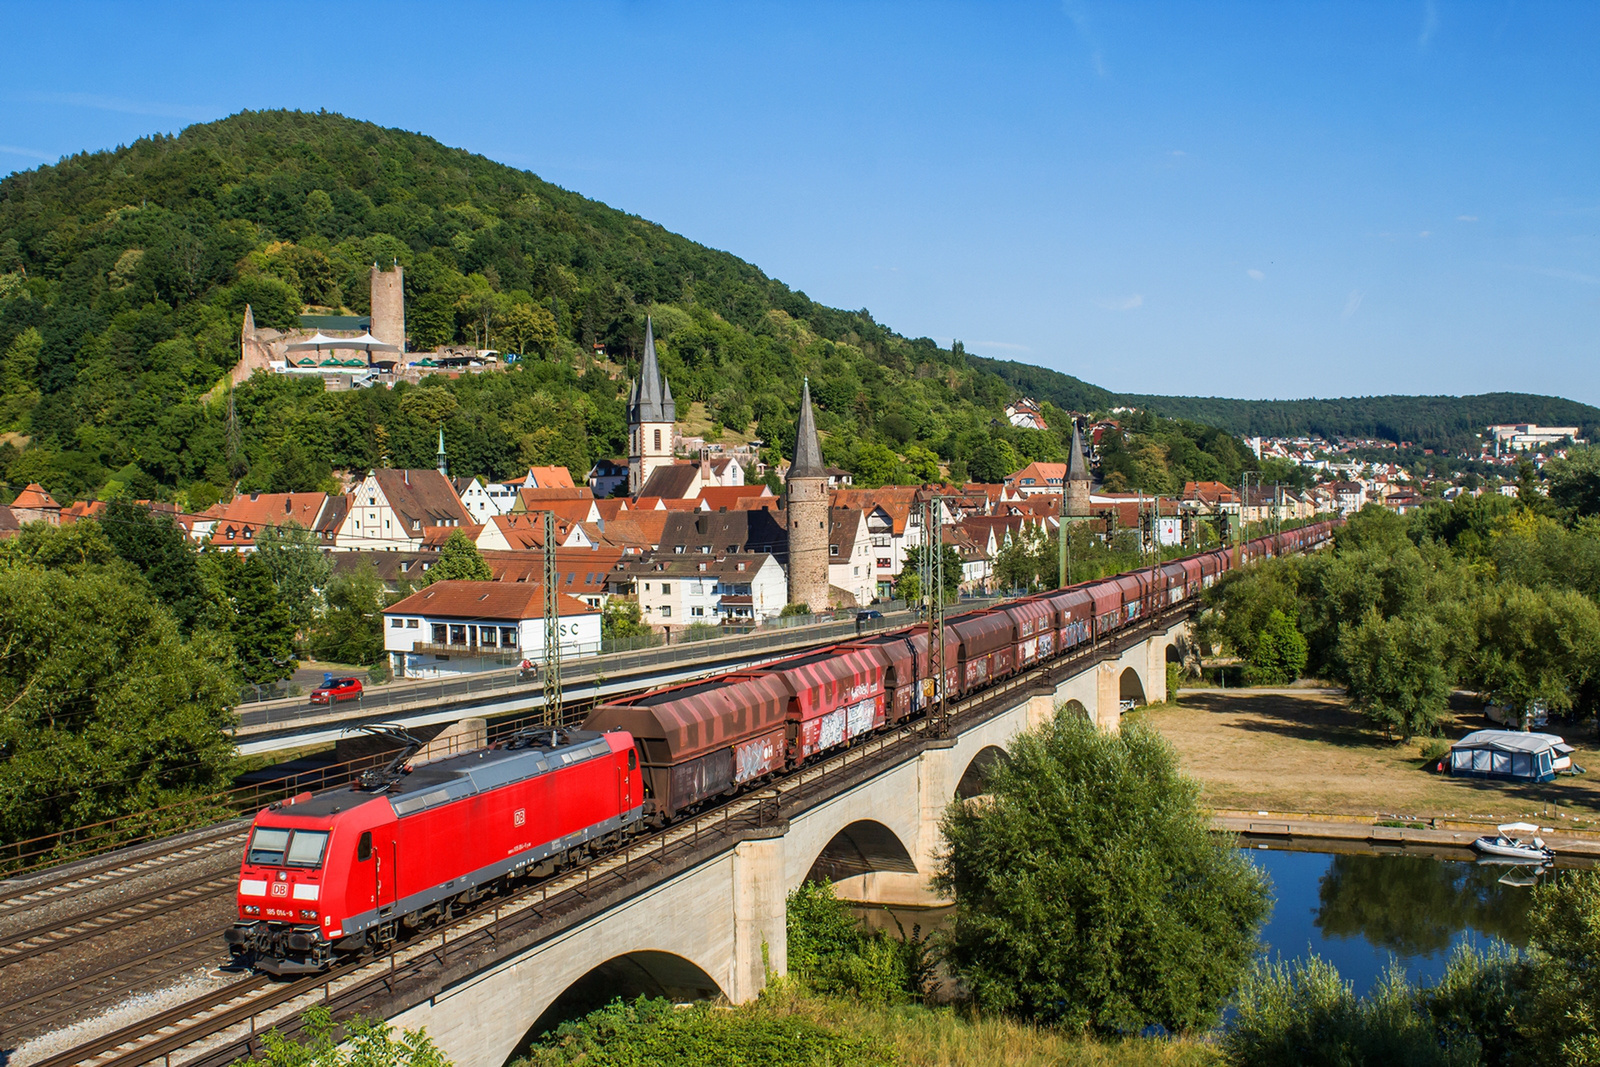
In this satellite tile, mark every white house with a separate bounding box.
[828,508,878,607]
[382,580,601,680]
[336,469,476,552]
[453,475,522,524]
[628,553,786,627]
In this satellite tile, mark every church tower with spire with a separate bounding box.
[1065,419,1092,518]
[627,317,677,495]
[785,378,830,612]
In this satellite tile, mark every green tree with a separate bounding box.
[1546,447,1600,519]
[312,562,387,666]
[935,714,1269,1033]
[502,301,558,356]
[0,326,41,431]
[0,566,237,848]
[1469,584,1600,729]
[398,386,460,428]
[968,438,1022,483]
[1338,608,1454,739]
[601,598,652,641]
[263,1007,450,1067]
[894,543,963,605]
[1526,870,1600,1064]
[425,530,492,584]
[101,502,209,632]
[254,521,332,632]
[211,552,298,684]
[1246,608,1308,686]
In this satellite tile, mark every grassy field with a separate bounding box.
[750,986,1221,1067]
[1132,689,1600,827]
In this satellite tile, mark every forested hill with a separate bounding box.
[0,109,1587,508]
[1123,392,1600,450]
[0,109,1079,502]
[972,356,1600,451]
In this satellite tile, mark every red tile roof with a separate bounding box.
[386,580,598,620]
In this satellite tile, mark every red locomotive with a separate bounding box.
[230,521,1338,973]
[227,728,642,974]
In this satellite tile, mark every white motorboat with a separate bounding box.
[1472,822,1554,863]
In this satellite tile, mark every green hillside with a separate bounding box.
[0,108,1576,507]
[0,109,1268,502]
[970,356,1600,452]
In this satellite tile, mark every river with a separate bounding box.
[851,844,1560,997]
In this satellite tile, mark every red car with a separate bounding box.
[309,677,363,705]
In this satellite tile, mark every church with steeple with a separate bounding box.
[1065,419,1092,518]
[785,378,830,612]
[627,318,677,496]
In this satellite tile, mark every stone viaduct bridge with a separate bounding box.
[214,610,1192,1067]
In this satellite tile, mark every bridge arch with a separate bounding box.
[517,950,725,1058]
[1060,698,1090,722]
[804,819,918,884]
[1118,667,1146,709]
[955,745,1010,799]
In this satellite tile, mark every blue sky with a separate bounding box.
[4,2,1598,404]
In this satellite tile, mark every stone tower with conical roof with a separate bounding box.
[1066,419,1092,518]
[627,317,677,495]
[785,378,830,612]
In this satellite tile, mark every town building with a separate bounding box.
[382,580,600,680]
[627,318,677,495]
[626,553,786,626]
[587,458,630,499]
[828,508,877,607]
[335,469,476,552]
[785,379,830,611]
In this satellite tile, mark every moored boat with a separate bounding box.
[1472,822,1554,863]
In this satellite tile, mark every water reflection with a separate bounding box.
[1247,846,1558,994]
[1313,853,1537,955]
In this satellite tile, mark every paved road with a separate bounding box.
[230,603,1017,739]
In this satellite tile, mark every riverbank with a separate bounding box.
[514,985,1222,1067]
[1135,688,1600,826]
[1212,810,1600,865]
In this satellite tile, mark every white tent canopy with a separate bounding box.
[284,331,400,354]
[284,332,347,352]
[345,331,400,352]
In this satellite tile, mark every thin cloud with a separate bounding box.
[1343,290,1364,319]
[1457,215,1479,222]
[1419,0,1439,47]
[1097,294,1144,312]
[1247,269,1265,281]
[0,145,53,161]
[1062,2,1108,77]
[972,340,1031,352]
[1419,230,1431,238]
[22,91,218,121]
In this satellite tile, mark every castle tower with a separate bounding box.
[370,261,406,354]
[627,317,677,495]
[1065,419,1092,518]
[785,378,830,612]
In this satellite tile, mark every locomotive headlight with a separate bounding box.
[299,909,318,920]
[244,905,260,915]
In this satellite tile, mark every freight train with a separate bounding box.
[228,521,1336,973]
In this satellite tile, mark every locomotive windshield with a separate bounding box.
[247,826,329,868]
[247,827,291,865]
[285,830,329,867]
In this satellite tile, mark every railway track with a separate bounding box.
[15,607,1191,1067]
[0,870,236,965]
[0,822,249,915]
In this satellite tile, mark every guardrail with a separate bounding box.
[234,597,1007,734]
